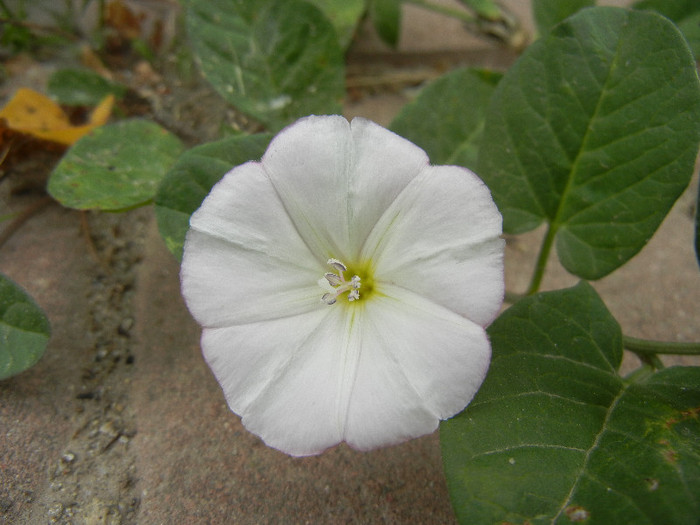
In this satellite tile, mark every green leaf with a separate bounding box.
[675,11,700,57]
[48,68,127,106]
[306,0,365,48]
[633,0,700,56]
[477,7,700,279]
[441,282,700,524]
[456,0,501,20]
[390,68,501,171]
[369,0,401,48]
[154,133,272,261]
[0,273,50,380]
[532,0,595,34]
[48,119,184,211]
[187,0,344,131]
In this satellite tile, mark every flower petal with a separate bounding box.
[181,162,323,326]
[363,164,504,326]
[343,288,491,451]
[347,118,430,251]
[261,115,428,260]
[203,307,357,456]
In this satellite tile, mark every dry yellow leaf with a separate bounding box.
[0,88,114,146]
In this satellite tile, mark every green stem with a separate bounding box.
[403,0,477,24]
[624,336,700,356]
[634,352,665,370]
[525,224,557,296]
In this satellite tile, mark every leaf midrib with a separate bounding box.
[551,385,626,523]
[548,31,623,237]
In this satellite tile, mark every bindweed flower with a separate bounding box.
[181,115,504,456]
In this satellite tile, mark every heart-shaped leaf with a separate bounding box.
[441,282,700,524]
[391,67,501,171]
[155,133,272,261]
[0,273,50,380]
[187,0,344,131]
[633,0,700,56]
[477,7,700,279]
[48,119,184,211]
[532,0,594,34]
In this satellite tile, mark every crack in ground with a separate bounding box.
[32,210,147,525]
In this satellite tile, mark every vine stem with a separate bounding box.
[624,336,700,356]
[525,224,557,295]
[403,0,477,24]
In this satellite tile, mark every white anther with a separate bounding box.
[327,258,347,273]
[324,273,343,286]
[319,259,361,305]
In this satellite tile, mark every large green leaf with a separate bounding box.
[633,0,700,56]
[0,273,50,380]
[154,133,272,261]
[477,7,700,279]
[48,119,184,211]
[532,0,595,35]
[390,68,501,171]
[187,0,344,131]
[306,0,365,48]
[441,282,700,524]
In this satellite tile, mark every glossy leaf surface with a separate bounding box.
[441,282,700,524]
[478,7,700,279]
[391,68,500,171]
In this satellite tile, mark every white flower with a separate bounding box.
[181,115,504,456]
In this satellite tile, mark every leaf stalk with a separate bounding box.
[525,224,557,295]
[624,336,700,356]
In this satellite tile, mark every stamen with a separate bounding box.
[327,258,347,273]
[321,293,337,305]
[324,273,343,286]
[320,258,361,305]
